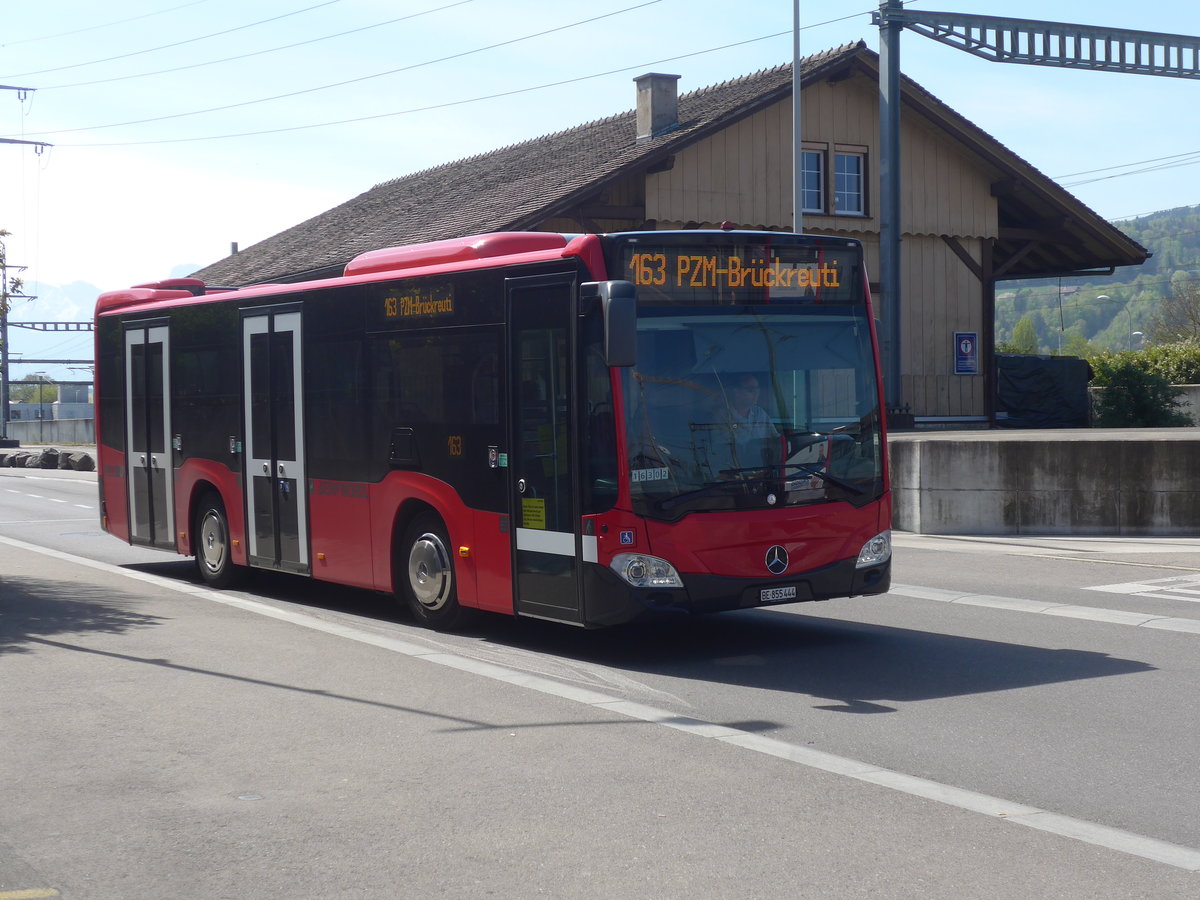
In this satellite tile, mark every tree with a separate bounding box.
[1058,333,1100,358]
[1008,315,1039,354]
[10,375,58,405]
[1137,340,1200,385]
[1090,353,1191,427]
[0,229,25,315]
[1147,274,1200,344]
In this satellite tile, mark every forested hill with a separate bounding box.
[1109,206,1200,283]
[995,204,1200,354]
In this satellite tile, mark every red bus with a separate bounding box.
[95,230,891,629]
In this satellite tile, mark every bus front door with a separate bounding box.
[242,307,310,575]
[124,321,175,550]
[508,276,584,625]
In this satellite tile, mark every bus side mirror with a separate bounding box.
[584,281,637,367]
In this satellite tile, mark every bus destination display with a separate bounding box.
[627,252,841,292]
[383,283,454,320]
[609,236,862,305]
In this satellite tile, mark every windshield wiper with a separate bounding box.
[655,476,772,512]
[785,462,865,495]
[655,462,864,513]
[718,463,866,496]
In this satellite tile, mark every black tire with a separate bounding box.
[399,512,468,630]
[194,492,246,589]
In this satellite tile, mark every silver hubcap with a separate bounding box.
[408,532,452,610]
[199,510,227,574]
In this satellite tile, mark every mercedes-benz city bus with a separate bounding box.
[95,230,891,629]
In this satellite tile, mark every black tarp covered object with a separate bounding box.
[995,354,1092,428]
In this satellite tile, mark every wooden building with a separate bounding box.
[193,41,1147,424]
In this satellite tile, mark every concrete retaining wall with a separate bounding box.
[4,418,96,445]
[890,429,1200,536]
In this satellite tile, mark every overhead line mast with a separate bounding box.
[872,3,1200,428]
[877,9,1200,78]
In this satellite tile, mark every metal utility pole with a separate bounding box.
[0,254,31,443]
[0,297,7,443]
[792,0,803,234]
[0,86,49,151]
[877,0,904,414]
[872,5,1200,427]
[33,371,48,443]
[2,84,49,443]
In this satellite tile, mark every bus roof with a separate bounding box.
[95,232,605,318]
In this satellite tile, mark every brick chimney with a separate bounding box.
[634,72,680,140]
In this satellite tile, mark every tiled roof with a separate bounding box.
[191,43,865,285]
[191,39,1145,286]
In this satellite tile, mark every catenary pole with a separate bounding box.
[792,0,803,234]
[878,0,904,415]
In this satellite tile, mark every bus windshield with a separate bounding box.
[605,233,884,521]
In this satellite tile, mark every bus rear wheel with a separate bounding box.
[400,512,468,630]
[194,492,245,589]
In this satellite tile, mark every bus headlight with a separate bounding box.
[611,553,683,588]
[856,530,891,568]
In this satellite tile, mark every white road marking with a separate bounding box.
[4,532,1199,873]
[0,473,96,485]
[892,533,1200,556]
[890,583,1200,634]
[1086,575,1200,603]
[0,519,97,526]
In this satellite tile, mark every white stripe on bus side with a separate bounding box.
[514,530,598,562]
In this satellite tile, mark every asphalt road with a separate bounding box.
[2,466,1199,898]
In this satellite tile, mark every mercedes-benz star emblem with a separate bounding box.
[765,545,789,575]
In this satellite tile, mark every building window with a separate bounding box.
[834,152,865,215]
[801,150,825,214]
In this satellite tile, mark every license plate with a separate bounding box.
[760,585,797,603]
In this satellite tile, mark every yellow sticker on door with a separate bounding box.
[521,497,546,530]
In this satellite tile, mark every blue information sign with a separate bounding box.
[954,331,979,375]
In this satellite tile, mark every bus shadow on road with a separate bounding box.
[110,561,1157,714]
[474,605,1157,713]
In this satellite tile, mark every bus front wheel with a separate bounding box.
[194,493,246,589]
[400,512,468,630]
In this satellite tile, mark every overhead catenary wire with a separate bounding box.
[0,0,344,79]
[0,0,216,48]
[1055,149,1200,181]
[1062,156,1200,188]
[1112,207,1200,222]
[8,0,667,138]
[11,6,881,146]
[4,0,1196,221]
[38,0,479,91]
[7,0,1194,211]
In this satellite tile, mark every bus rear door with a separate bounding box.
[242,306,310,575]
[124,320,176,550]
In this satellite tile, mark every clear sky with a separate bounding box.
[2,0,1199,377]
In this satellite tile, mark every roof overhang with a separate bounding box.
[849,51,1148,280]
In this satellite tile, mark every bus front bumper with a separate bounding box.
[581,556,890,626]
